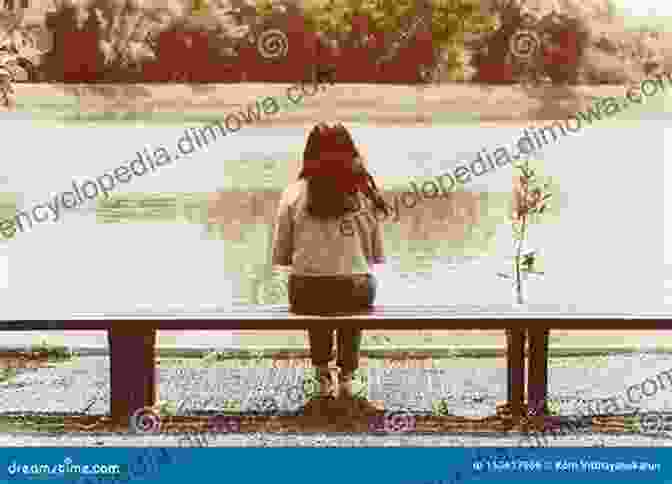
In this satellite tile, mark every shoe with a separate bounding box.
[336,369,383,417]
[316,367,334,397]
[301,369,336,417]
[339,371,355,399]
[334,393,385,418]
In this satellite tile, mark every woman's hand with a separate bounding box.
[353,156,367,174]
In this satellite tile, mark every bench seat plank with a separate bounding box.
[44,303,672,319]
[1,311,669,330]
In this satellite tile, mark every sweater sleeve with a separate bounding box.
[370,218,386,264]
[355,195,386,265]
[271,188,294,267]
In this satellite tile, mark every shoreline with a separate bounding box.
[1,330,669,359]
[9,83,668,125]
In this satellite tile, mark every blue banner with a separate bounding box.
[0,448,669,484]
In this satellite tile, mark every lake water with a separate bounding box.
[0,121,666,317]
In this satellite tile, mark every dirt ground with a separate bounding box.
[0,353,638,437]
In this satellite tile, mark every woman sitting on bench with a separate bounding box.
[271,122,389,404]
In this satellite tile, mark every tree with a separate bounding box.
[300,0,497,81]
[470,0,590,84]
[498,157,552,304]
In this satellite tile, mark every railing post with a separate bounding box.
[108,325,157,425]
[527,328,550,418]
[507,328,525,422]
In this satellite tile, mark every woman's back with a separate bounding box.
[272,123,386,315]
[272,178,384,276]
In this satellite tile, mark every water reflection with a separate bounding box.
[95,189,513,306]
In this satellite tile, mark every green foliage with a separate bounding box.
[157,398,242,417]
[28,337,73,361]
[254,0,276,19]
[0,367,17,383]
[605,0,619,21]
[546,398,561,416]
[350,368,369,398]
[624,414,640,433]
[302,371,320,398]
[432,398,451,416]
[362,334,393,345]
[430,0,498,47]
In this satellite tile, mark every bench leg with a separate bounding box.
[527,328,550,417]
[507,329,526,421]
[108,326,157,424]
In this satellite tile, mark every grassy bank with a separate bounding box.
[7,83,672,126]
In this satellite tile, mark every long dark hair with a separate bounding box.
[298,123,390,220]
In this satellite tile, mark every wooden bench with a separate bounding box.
[2,306,660,424]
